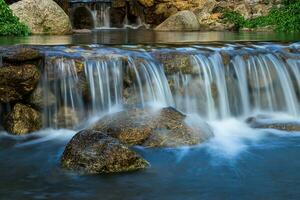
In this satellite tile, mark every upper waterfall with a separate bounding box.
[39,43,300,129]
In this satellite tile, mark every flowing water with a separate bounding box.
[1,42,300,199]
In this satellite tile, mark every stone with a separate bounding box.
[4,103,42,135]
[155,10,200,31]
[61,130,149,174]
[193,0,217,22]
[28,86,56,110]
[10,0,72,35]
[246,116,300,132]
[2,47,42,63]
[52,106,79,129]
[91,107,213,147]
[151,51,197,75]
[0,64,40,103]
[138,0,154,7]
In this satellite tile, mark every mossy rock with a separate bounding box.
[0,64,40,103]
[4,103,42,135]
[91,107,213,147]
[61,130,149,174]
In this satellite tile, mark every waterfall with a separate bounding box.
[39,43,300,128]
[92,3,111,28]
[41,51,173,128]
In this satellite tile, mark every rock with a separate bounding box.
[193,0,217,23]
[151,51,196,75]
[246,116,300,131]
[61,130,149,174]
[138,0,154,7]
[91,107,213,147]
[2,47,42,63]
[234,3,252,19]
[53,0,69,14]
[10,0,72,35]
[155,10,200,31]
[4,103,42,135]
[247,58,277,90]
[0,64,40,103]
[53,106,79,129]
[28,86,56,110]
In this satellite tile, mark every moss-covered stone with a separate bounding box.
[91,107,213,147]
[61,130,149,174]
[2,47,42,63]
[0,64,40,103]
[4,103,42,135]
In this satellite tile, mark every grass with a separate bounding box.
[223,0,300,32]
[0,0,29,36]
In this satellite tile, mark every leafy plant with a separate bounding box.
[223,1,300,32]
[0,0,29,36]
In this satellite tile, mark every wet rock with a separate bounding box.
[91,107,213,147]
[10,0,72,35]
[0,64,40,103]
[2,47,42,63]
[53,106,79,129]
[28,86,56,110]
[246,116,300,132]
[155,10,200,31]
[247,59,277,90]
[138,0,154,7]
[152,51,196,75]
[4,103,42,135]
[61,130,149,174]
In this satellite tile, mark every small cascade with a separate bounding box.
[169,47,300,119]
[41,51,173,128]
[91,3,111,28]
[39,43,300,129]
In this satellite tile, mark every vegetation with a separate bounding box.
[0,0,29,36]
[223,0,300,32]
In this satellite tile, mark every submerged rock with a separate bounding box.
[61,130,149,174]
[91,107,213,147]
[4,103,42,135]
[10,0,72,35]
[0,64,40,103]
[52,106,79,129]
[246,116,300,132]
[155,10,200,31]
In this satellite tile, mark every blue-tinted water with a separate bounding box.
[1,123,300,200]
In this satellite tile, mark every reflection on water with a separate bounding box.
[0,29,299,45]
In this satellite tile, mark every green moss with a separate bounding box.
[223,1,300,32]
[0,0,30,36]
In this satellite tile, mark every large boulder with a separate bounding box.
[61,130,149,174]
[0,64,40,103]
[91,107,213,147]
[4,103,42,135]
[10,0,72,35]
[155,10,200,31]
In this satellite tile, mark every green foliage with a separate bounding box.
[0,0,29,36]
[223,1,300,32]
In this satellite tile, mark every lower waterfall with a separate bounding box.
[40,43,300,128]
